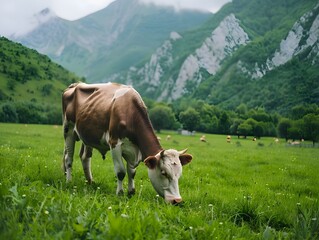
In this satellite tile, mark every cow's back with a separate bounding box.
[62,82,144,148]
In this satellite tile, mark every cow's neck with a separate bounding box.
[133,109,162,159]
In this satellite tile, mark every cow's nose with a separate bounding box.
[172,198,182,205]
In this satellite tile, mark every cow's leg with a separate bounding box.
[79,143,94,184]
[122,151,136,195]
[127,164,136,196]
[110,143,126,195]
[63,122,76,182]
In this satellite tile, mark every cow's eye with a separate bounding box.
[161,170,166,176]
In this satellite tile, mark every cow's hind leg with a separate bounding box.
[79,143,94,184]
[110,143,126,195]
[63,122,76,182]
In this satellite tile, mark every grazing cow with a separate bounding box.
[200,135,206,142]
[62,83,192,204]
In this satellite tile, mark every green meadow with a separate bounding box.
[0,123,318,239]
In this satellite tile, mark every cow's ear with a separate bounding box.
[144,156,158,169]
[179,154,192,166]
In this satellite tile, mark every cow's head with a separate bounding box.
[144,149,192,204]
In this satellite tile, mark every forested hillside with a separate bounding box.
[0,37,82,124]
[112,0,319,115]
[194,0,319,113]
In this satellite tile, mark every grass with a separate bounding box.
[0,123,318,239]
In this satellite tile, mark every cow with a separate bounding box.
[200,135,206,142]
[62,82,192,204]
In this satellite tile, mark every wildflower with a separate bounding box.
[44,210,49,215]
[208,204,213,207]
[219,222,223,225]
[22,194,26,198]
[312,218,317,221]
[108,206,112,211]
[296,203,301,206]
[121,213,129,218]
[189,226,193,230]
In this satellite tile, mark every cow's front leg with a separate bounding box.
[127,165,136,196]
[110,143,126,195]
[79,143,94,184]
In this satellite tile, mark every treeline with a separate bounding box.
[146,99,319,145]
[0,101,61,125]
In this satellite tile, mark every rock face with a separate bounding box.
[170,14,249,100]
[115,14,250,101]
[242,4,319,79]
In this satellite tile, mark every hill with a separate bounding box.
[108,0,319,114]
[15,0,211,82]
[0,37,82,124]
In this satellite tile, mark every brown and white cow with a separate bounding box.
[62,82,192,204]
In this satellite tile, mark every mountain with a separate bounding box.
[15,0,211,82]
[11,0,319,114]
[108,0,319,113]
[0,37,82,124]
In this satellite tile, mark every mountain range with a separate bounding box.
[13,0,319,114]
[15,0,211,82]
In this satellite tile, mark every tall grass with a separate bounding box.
[0,123,318,239]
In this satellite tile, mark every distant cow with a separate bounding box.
[62,83,192,204]
[200,135,206,142]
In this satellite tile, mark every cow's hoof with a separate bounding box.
[85,179,95,185]
[128,189,136,197]
[117,189,124,196]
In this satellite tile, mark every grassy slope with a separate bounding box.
[0,123,318,239]
[0,37,82,107]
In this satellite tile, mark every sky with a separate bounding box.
[0,0,231,37]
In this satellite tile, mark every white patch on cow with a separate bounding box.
[121,138,142,168]
[101,131,110,146]
[112,88,131,101]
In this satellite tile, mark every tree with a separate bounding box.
[277,118,292,141]
[237,123,252,138]
[235,103,248,118]
[0,103,18,122]
[302,114,319,146]
[149,105,177,133]
[179,107,200,132]
[218,112,231,134]
[254,123,264,139]
[41,84,53,96]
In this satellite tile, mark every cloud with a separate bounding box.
[0,0,113,37]
[49,0,114,21]
[0,0,47,36]
[0,0,230,37]
[139,0,231,13]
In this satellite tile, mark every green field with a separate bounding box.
[0,123,318,239]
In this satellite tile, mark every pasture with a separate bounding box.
[0,123,318,239]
